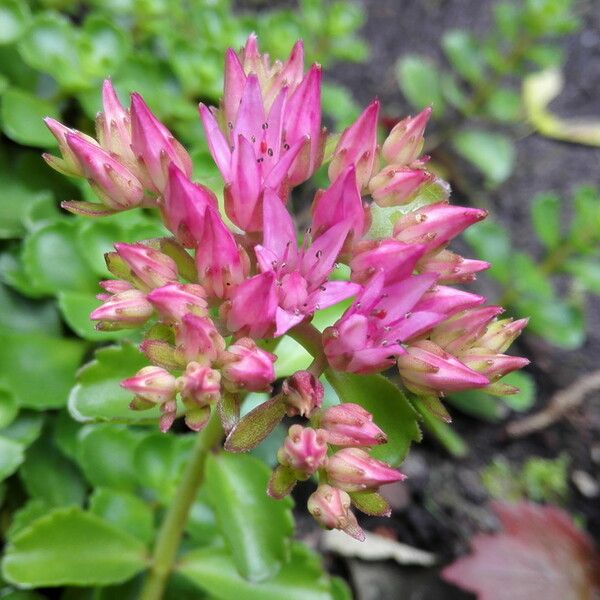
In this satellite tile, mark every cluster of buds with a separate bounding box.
[47,34,529,539]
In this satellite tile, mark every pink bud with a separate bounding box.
[311,165,367,240]
[221,338,276,392]
[418,249,490,284]
[277,425,328,478]
[95,80,136,167]
[462,353,530,381]
[321,403,387,447]
[98,279,133,297]
[176,314,226,364]
[350,239,426,286]
[478,317,529,354]
[281,370,324,417]
[397,340,489,395]
[65,134,145,209]
[146,283,208,322]
[195,207,249,299]
[177,362,221,410]
[325,447,405,492]
[130,93,192,191]
[393,201,487,254]
[90,289,153,328]
[308,484,365,541]
[114,242,178,290]
[162,164,218,247]
[414,285,485,317]
[121,366,177,408]
[329,100,380,190]
[43,118,98,178]
[223,271,278,338]
[223,48,247,128]
[369,166,433,207]
[381,107,431,166]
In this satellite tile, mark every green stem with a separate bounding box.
[412,396,468,458]
[139,412,223,600]
[289,321,325,357]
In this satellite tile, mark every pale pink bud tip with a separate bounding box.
[277,425,328,478]
[221,338,276,392]
[90,289,153,328]
[282,371,324,417]
[121,366,177,407]
[325,447,405,493]
[321,403,387,447]
[308,484,365,541]
[177,362,221,408]
[114,242,179,290]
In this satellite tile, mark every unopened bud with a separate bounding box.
[221,338,276,392]
[277,425,327,479]
[282,371,324,417]
[122,366,177,410]
[308,484,365,541]
[320,403,387,447]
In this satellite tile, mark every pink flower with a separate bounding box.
[325,447,405,492]
[329,100,380,190]
[320,403,387,447]
[146,283,208,322]
[397,340,489,396]
[177,362,221,431]
[130,93,192,192]
[381,107,431,166]
[220,338,276,392]
[281,370,324,417]
[122,366,177,408]
[277,425,328,478]
[254,189,360,336]
[308,484,365,541]
[175,314,225,365]
[418,249,490,284]
[323,271,445,374]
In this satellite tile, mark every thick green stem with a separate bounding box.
[139,412,223,600]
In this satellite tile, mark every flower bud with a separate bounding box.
[397,340,489,396]
[320,403,387,447]
[121,366,177,410]
[418,249,490,284]
[325,447,405,492]
[65,134,145,210]
[477,317,529,354]
[114,243,179,290]
[147,283,208,322]
[277,425,328,479]
[307,484,365,541]
[281,371,324,417]
[177,363,221,431]
[381,107,431,166]
[90,289,153,329]
[176,314,226,365]
[220,338,276,392]
[369,166,432,207]
[43,119,97,177]
[329,100,380,190]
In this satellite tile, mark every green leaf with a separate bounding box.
[90,488,154,545]
[179,545,335,600]
[0,331,85,409]
[7,499,50,540]
[531,192,561,249]
[453,129,516,186]
[0,383,18,428]
[23,220,99,295]
[79,15,129,77]
[464,220,512,283]
[76,219,123,278]
[442,30,485,84]
[0,87,59,147]
[0,282,61,336]
[325,372,421,466]
[512,253,553,300]
[205,453,294,582]
[565,257,600,294]
[76,425,141,491]
[0,0,30,44]
[571,186,600,249]
[69,343,160,424]
[500,371,536,412]
[447,390,506,422]
[484,88,522,123]
[19,436,86,506]
[0,435,24,482]
[2,507,147,587]
[133,433,193,503]
[0,411,44,447]
[396,55,444,116]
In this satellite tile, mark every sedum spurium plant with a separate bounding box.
[31,36,527,598]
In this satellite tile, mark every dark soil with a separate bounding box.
[322,1,600,597]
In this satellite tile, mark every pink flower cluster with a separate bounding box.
[46,34,528,538]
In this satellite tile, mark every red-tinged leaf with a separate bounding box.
[61,201,117,217]
[267,465,297,499]
[442,501,600,600]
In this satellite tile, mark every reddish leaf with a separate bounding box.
[442,501,600,600]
